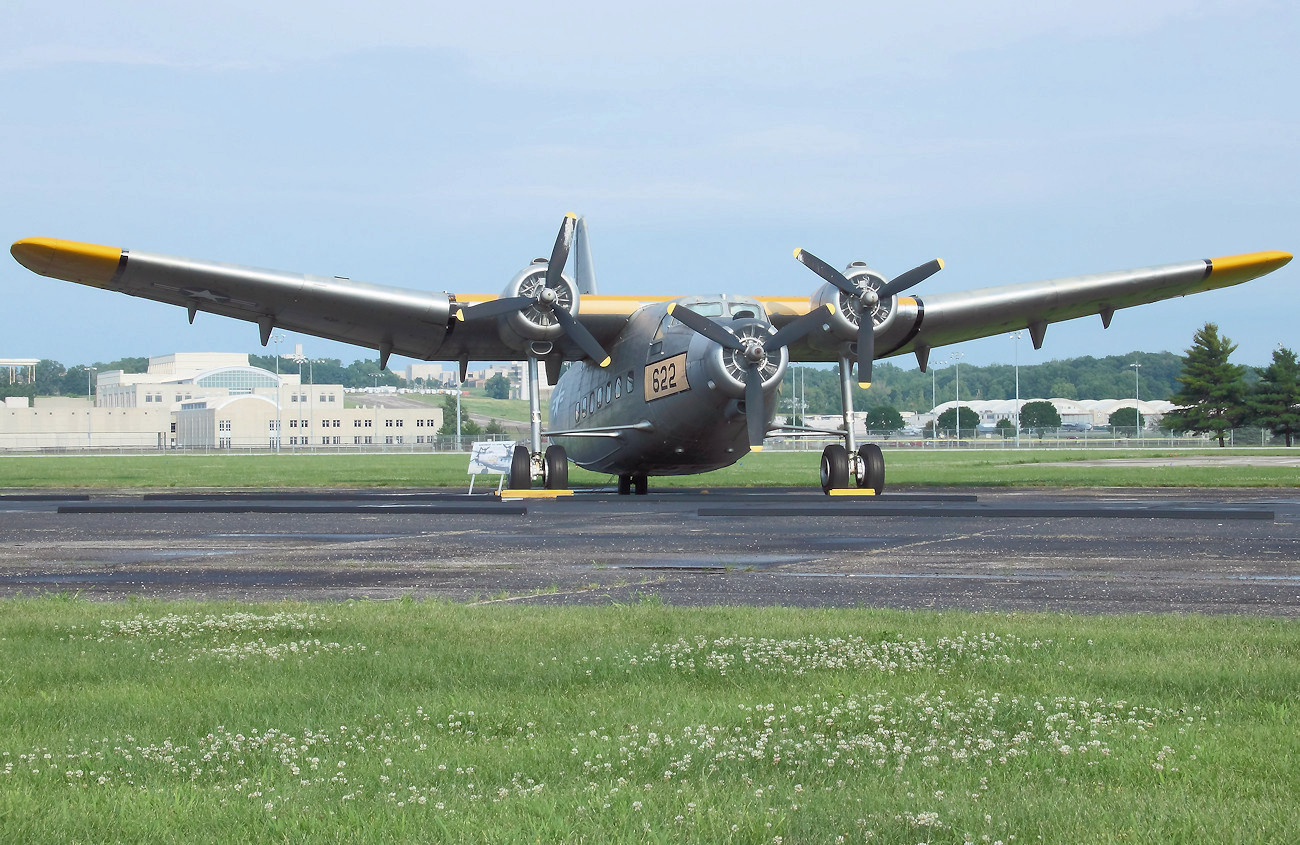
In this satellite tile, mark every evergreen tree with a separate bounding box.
[1249,346,1300,446]
[1162,323,1248,447]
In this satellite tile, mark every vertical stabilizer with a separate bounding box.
[574,216,597,295]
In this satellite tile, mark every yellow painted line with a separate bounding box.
[11,237,122,288]
[496,489,575,499]
[827,488,878,496]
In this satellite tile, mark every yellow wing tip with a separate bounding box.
[11,237,123,288]
[1207,251,1293,285]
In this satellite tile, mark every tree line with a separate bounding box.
[881,324,1298,446]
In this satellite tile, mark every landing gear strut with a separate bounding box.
[507,353,572,491]
[820,352,885,495]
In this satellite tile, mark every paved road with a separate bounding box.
[1,487,1297,615]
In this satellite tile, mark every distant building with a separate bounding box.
[0,353,442,451]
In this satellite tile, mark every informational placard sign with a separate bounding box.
[467,440,516,493]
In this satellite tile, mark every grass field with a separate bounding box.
[0,598,1295,843]
[0,448,1297,489]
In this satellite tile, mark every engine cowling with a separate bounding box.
[687,318,789,400]
[498,258,581,346]
[808,262,898,346]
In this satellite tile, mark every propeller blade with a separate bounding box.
[857,317,874,387]
[793,248,858,297]
[879,258,944,298]
[456,296,532,321]
[666,303,746,351]
[744,362,766,451]
[545,213,578,290]
[763,303,834,352]
[551,304,612,367]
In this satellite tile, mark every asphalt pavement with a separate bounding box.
[1,487,1297,615]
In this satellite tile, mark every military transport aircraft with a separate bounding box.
[10,216,1291,495]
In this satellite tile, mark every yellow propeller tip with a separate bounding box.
[455,309,465,321]
[826,303,836,315]
[599,357,611,368]
[750,445,764,453]
[666,302,676,315]
[565,212,578,219]
[937,258,945,270]
[792,248,803,258]
[858,382,872,389]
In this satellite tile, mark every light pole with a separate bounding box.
[952,351,965,444]
[930,358,948,440]
[1130,362,1142,444]
[1010,331,1023,447]
[270,333,286,452]
[87,366,96,449]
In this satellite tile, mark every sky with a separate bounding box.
[2,0,1296,373]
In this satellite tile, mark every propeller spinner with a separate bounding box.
[667,302,834,451]
[793,248,943,387]
[458,214,612,367]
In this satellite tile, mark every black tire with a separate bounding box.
[543,445,569,490]
[633,474,648,496]
[820,444,849,493]
[509,444,532,490]
[617,474,632,495]
[857,443,885,494]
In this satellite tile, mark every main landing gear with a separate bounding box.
[820,442,884,495]
[509,443,569,490]
[505,352,572,492]
[818,352,885,495]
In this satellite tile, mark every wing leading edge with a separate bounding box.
[10,236,1291,367]
[893,251,1290,360]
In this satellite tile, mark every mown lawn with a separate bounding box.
[0,598,1296,842]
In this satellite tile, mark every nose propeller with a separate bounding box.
[667,302,834,450]
[793,248,943,387]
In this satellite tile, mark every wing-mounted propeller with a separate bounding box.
[457,214,611,367]
[668,302,834,451]
[793,248,943,387]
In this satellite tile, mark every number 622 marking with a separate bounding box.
[643,353,690,401]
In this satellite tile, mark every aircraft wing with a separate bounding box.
[9,237,650,366]
[892,251,1291,360]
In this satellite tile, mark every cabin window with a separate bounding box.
[625,371,635,394]
[614,379,621,399]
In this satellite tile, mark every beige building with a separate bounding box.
[0,353,442,451]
